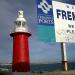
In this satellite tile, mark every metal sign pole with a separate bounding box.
[61,43,68,71]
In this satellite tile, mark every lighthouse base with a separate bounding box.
[12,62,30,72]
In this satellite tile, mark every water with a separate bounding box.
[30,62,75,72]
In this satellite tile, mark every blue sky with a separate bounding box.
[0,0,75,64]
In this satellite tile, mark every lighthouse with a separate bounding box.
[10,10,31,72]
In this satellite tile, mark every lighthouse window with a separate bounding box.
[17,21,21,27]
[22,22,25,27]
[15,21,21,27]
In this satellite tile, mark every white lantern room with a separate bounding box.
[14,10,28,32]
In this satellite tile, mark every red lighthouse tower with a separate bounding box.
[10,10,31,72]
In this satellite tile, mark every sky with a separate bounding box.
[0,0,75,64]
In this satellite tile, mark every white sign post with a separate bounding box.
[61,43,68,71]
[52,1,75,71]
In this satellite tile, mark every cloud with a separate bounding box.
[0,0,37,63]
[0,0,75,64]
[29,36,61,63]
